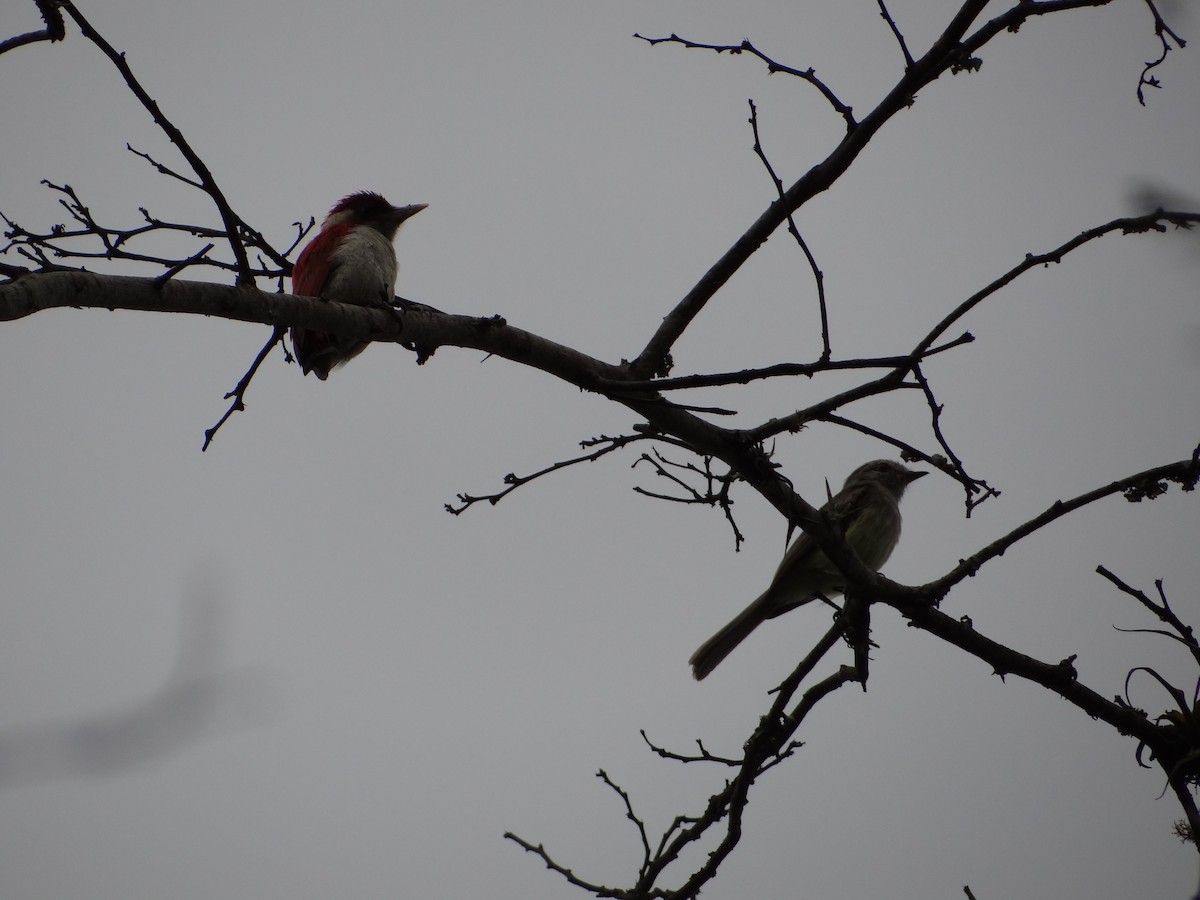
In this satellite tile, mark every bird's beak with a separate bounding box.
[906,469,928,483]
[390,203,428,225]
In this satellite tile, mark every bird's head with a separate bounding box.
[845,459,927,498]
[324,191,427,239]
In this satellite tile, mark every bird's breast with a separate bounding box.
[324,226,399,306]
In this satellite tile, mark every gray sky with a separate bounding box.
[2,1,1199,898]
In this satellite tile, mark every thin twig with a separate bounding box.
[748,99,832,360]
[877,0,914,68]
[634,34,856,129]
[1100,567,1200,666]
[818,412,998,509]
[202,326,287,451]
[1137,0,1187,105]
[501,833,621,898]
[596,770,653,877]
[593,334,974,393]
[59,2,257,283]
[445,434,651,514]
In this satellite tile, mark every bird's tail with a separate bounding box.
[689,592,772,681]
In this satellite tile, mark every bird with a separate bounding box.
[290,191,427,380]
[689,459,926,680]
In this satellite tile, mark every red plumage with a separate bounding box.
[291,222,353,298]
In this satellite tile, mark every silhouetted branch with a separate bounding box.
[57,2,259,282]
[921,452,1200,604]
[1137,0,1187,104]
[5,2,1200,893]
[202,326,288,452]
[596,334,975,394]
[1103,566,1200,664]
[748,99,831,361]
[0,0,64,55]
[909,363,999,514]
[877,0,915,68]
[631,450,746,549]
[629,0,1184,382]
[507,620,854,900]
[597,769,653,878]
[446,434,654,515]
[639,730,741,767]
[503,833,622,898]
[511,449,1200,896]
[127,144,204,190]
[0,181,286,279]
[633,34,856,129]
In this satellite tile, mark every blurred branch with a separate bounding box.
[0,598,273,789]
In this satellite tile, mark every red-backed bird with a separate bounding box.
[290,192,427,380]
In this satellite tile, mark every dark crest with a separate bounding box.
[330,191,394,217]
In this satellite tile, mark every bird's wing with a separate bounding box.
[291,222,353,297]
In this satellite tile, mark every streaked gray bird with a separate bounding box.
[690,459,926,680]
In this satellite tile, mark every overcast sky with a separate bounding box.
[2,1,1199,898]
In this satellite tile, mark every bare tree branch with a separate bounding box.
[629,0,998,379]
[3,1,1198,894]
[202,326,288,452]
[0,0,64,56]
[1102,567,1200,666]
[446,434,653,514]
[877,0,915,68]
[747,99,831,360]
[58,2,264,284]
[633,34,856,129]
